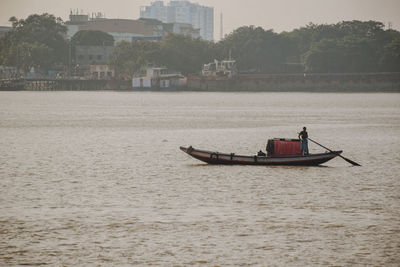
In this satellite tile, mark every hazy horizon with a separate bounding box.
[1,0,400,40]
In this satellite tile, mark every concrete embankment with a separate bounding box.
[186,73,400,92]
[0,79,131,91]
[2,73,400,92]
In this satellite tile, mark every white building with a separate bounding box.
[140,0,214,41]
[89,65,115,79]
[132,67,186,89]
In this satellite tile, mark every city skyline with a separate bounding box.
[140,1,214,41]
[0,0,400,41]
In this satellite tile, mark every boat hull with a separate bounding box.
[180,146,342,166]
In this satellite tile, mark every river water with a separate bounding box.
[0,92,399,266]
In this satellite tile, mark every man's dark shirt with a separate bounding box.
[299,130,308,139]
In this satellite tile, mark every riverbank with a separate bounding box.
[187,72,400,92]
[1,73,400,92]
[0,78,132,91]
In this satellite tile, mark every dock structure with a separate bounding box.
[0,78,131,91]
[187,72,400,92]
[24,79,107,91]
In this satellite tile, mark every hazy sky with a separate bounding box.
[1,0,399,40]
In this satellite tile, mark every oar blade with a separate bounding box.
[342,156,361,166]
[309,138,361,166]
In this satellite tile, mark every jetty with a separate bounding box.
[0,78,131,91]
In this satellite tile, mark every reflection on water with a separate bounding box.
[0,92,399,266]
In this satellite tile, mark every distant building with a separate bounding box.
[65,12,199,43]
[65,11,92,39]
[89,64,115,79]
[140,0,214,41]
[139,18,200,39]
[79,19,158,43]
[71,46,115,78]
[131,36,163,42]
[132,67,186,89]
[65,10,159,42]
[75,45,114,66]
[0,26,12,38]
[172,22,200,38]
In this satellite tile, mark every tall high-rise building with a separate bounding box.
[140,0,214,41]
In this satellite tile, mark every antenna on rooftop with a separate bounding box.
[220,12,223,41]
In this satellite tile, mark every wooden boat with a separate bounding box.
[180,146,342,166]
[180,138,342,166]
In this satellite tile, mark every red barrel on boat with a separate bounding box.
[266,138,302,156]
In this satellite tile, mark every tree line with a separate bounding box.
[0,14,67,73]
[1,13,399,76]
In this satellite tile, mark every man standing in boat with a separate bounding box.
[298,127,309,155]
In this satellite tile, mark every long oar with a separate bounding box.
[308,138,361,166]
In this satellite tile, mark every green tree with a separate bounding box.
[302,36,383,73]
[159,33,214,75]
[281,23,342,63]
[106,20,400,76]
[16,42,54,72]
[293,20,399,73]
[337,20,385,39]
[302,39,342,72]
[339,36,376,72]
[71,30,114,46]
[0,13,67,72]
[380,37,400,71]
[109,41,161,76]
[219,26,286,72]
[109,34,214,76]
